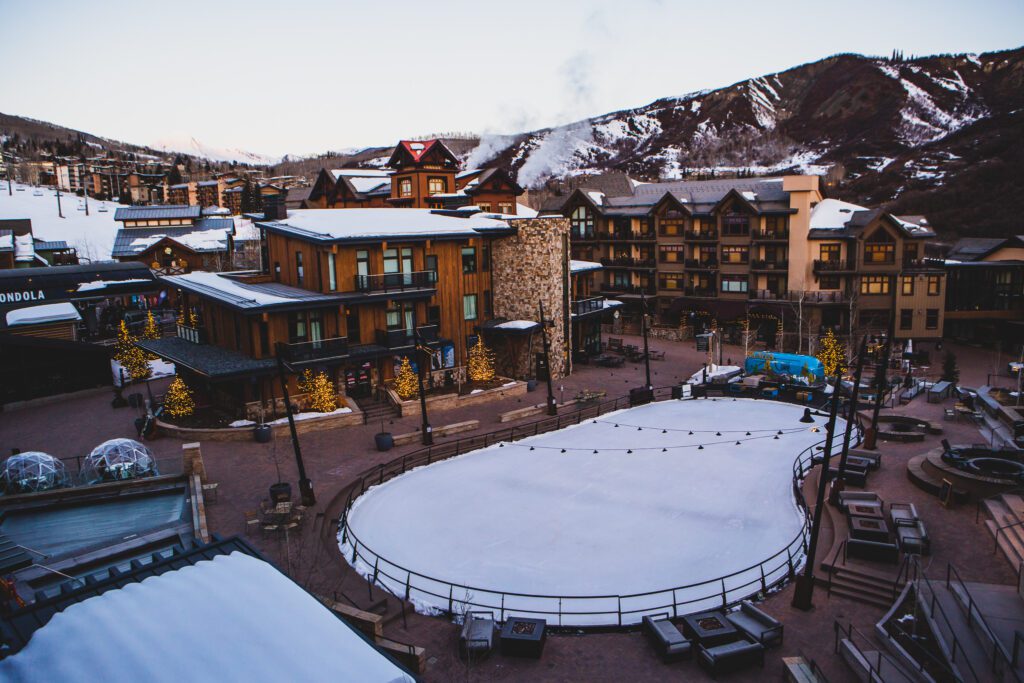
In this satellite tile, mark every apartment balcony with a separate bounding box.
[354,270,437,294]
[571,296,610,317]
[684,230,719,241]
[600,256,656,269]
[684,259,719,271]
[750,259,789,272]
[596,230,657,242]
[794,290,849,304]
[812,259,857,274]
[282,336,349,364]
[599,283,657,295]
[902,258,943,272]
[749,289,784,301]
[751,229,790,242]
[683,286,718,298]
[374,324,440,349]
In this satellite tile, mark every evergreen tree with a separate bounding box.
[941,351,960,383]
[141,311,161,360]
[167,164,183,186]
[307,371,337,413]
[394,357,419,400]
[164,375,195,418]
[816,329,846,378]
[468,337,496,382]
[114,321,152,383]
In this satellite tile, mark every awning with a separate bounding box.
[478,318,542,336]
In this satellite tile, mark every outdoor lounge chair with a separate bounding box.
[642,613,693,662]
[845,538,900,564]
[889,503,919,527]
[696,638,764,677]
[828,466,868,488]
[896,522,930,555]
[837,491,882,513]
[459,611,495,660]
[848,449,882,470]
[725,601,783,648]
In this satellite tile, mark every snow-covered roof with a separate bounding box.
[570,259,603,274]
[14,233,35,261]
[5,302,81,327]
[347,176,391,194]
[515,203,538,218]
[77,278,152,292]
[493,319,540,331]
[330,168,391,180]
[0,551,413,683]
[259,209,511,243]
[809,198,868,230]
[161,271,345,311]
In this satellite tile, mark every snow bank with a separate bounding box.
[111,358,175,386]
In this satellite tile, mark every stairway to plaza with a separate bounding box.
[980,492,1024,570]
[355,394,401,424]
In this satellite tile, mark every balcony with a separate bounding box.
[600,256,656,269]
[684,259,719,271]
[751,229,790,242]
[684,230,718,241]
[813,259,856,274]
[572,296,608,316]
[375,324,440,349]
[354,270,437,294]
[282,336,349,363]
[599,283,656,295]
[749,289,784,301]
[750,259,789,272]
[683,286,717,297]
[597,231,656,242]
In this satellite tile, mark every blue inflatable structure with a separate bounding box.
[744,352,825,384]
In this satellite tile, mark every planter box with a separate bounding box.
[156,397,363,442]
[385,379,526,418]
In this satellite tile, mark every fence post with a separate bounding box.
[721,578,727,609]
[448,584,454,614]
[372,556,380,585]
[500,593,505,623]
[378,464,384,484]
[351,539,358,564]
[559,597,563,627]
[672,589,678,619]
[405,571,412,601]
[786,547,794,580]
[617,597,622,627]
[510,427,515,442]
[760,564,767,595]
[401,456,406,474]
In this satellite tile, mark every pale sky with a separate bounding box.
[1,0,1021,158]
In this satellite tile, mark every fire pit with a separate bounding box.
[500,617,547,658]
[682,610,739,647]
[875,416,936,443]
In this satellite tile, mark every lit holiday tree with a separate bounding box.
[164,375,194,418]
[298,368,314,395]
[113,320,151,382]
[143,311,160,340]
[467,336,496,382]
[307,371,337,413]
[816,329,846,378]
[394,357,419,400]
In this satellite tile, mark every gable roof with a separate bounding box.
[947,236,1024,262]
[386,139,459,168]
[257,208,513,244]
[463,168,525,197]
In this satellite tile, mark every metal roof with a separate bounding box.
[113,205,201,221]
[160,271,347,313]
[139,336,277,378]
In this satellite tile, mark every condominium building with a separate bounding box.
[550,174,944,350]
[943,235,1024,347]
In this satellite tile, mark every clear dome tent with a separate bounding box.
[81,439,159,485]
[1,452,69,494]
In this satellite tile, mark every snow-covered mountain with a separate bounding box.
[151,136,282,166]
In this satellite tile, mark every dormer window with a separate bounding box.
[570,206,594,239]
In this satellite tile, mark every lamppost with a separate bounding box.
[792,371,841,611]
[274,346,315,507]
[834,336,868,499]
[413,327,433,445]
[539,300,557,416]
[640,291,652,391]
[866,315,895,450]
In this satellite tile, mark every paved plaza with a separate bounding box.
[1,336,1019,682]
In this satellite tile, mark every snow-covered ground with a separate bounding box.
[341,398,845,626]
[0,184,126,261]
[111,359,175,386]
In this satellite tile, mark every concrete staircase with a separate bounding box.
[817,561,905,609]
[355,395,400,425]
[980,492,1024,570]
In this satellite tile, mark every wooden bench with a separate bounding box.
[316,596,384,640]
[377,637,427,674]
[393,419,480,445]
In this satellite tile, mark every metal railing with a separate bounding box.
[915,561,984,683]
[946,562,1024,680]
[813,259,856,273]
[752,229,790,241]
[684,230,718,240]
[571,297,607,316]
[354,270,437,293]
[750,259,789,271]
[335,390,858,627]
[375,324,439,349]
[282,336,349,363]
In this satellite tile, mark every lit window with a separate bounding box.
[461,247,477,274]
[901,276,914,295]
[927,276,941,296]
[721,275,748,293]
[428,177,446,195]
[571,206,594,239]
[860,275,889,295]
[463,294,478,321]
[398,178,412,197]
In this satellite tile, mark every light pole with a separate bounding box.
[792,372,841,611]
[834,336,868,497]
[274,346,315,507]
[539,300,557,416]
[866,314,895,450]
[414,328,433,446]
[640,291,652,391]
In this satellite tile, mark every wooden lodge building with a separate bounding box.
[111,206,237,274]
[306,140,526,215]
[548,174,945,350]
[139,205,577,420]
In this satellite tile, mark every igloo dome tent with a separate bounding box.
[81,439,159,484]
[1,452,69,494]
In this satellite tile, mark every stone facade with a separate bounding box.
[491,217,571,380]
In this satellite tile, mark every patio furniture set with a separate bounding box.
[252,500,306,536]
[838,491,930,562]
[602,337,666,363]
[642,602,782,677]
[458,612,546,661]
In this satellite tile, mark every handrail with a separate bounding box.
[834,620,887,680]
[946,562,1023,682]
[976,487,1024,524]
[335,391,860,626]
[994,517,1024,554]
[914,560,985,683]
[825,540,847,597]
[887,617,962,681]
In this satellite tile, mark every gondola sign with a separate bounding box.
[0,290,45,304]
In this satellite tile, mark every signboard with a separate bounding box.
[939,478,955,508]
[696,333,711,352]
